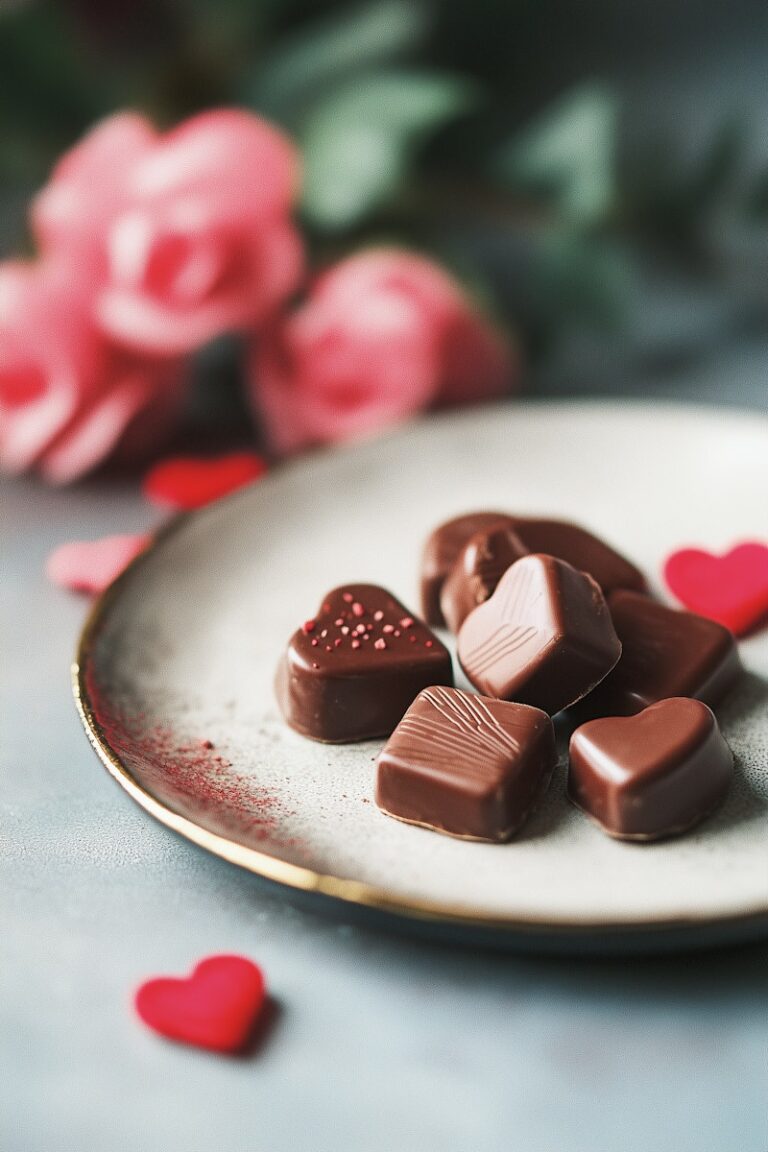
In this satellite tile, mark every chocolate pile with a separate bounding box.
[276,512,742,843]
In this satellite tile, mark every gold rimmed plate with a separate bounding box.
[75,402,768,952]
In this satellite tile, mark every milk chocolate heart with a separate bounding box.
[134,954,266,1053]
[573,590,742,720]
[420,511,517,626]
[664,541,768,636]
[568,697,733,840]
[457,554,621,715]
[276,584,453,742]
[510,517,647,597]
[440,524,529,633]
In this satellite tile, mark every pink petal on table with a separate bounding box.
[46,533,151,595]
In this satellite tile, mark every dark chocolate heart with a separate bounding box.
[276,584,453,742]
[568,697,733,840]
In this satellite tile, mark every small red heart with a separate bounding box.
[142,452,268,511]
[134,955,265,1054]
[664,542,768,636]
[46,534,150,595]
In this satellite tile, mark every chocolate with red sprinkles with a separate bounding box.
[275,583,453,743]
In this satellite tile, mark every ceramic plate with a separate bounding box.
[75,401,768,952]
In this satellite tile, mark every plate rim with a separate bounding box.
[73,399,768,939]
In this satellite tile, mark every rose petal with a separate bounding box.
[142,452,268,510]
[46,534,151,594]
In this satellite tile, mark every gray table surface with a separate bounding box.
[3,381,768,1152]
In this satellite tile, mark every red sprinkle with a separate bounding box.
[374,639,387,650]
[351,639,361,649]
[310,638,318,647]
[352,602,365,617]
[199,739,215,750]
[400,617,414,629]
[320,629,328,639]
[382,624,394,634]
[334,618,344,626]
[354,624,366,635]
[302,619,316,634]
[334,638,342,647]
[373,610,384,621]
[409,635,417,642]
[425,640,433,648]
[342,593,354,603]
[312,661,319,669]
[341,626,350,635]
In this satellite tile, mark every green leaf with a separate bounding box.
[494,84,618,227]
[301,70,477,231]
[530,229,636,330]
[748,168,768,217]
[248,0,429,120]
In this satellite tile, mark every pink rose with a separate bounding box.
[248,249,515,453]
[0,260,185,484]
[32,109,302,355]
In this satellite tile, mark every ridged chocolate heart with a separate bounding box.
[458,554,621,715]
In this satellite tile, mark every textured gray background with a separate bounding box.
[2,375,768,1152]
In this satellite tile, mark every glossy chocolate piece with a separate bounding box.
[440,524,529,634]
[376,687,556,841]
[458,554,621,715]
[510,517,647,597]
[573,590,742,720]
[420,511,517,626]
[568,697,733,840]
[276,584,453,743]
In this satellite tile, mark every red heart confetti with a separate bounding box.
[142,452,268,510]
[134,954,266,1054]
[46,534,150,595]
[663,542,768,636]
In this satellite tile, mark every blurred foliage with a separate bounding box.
[1,0,767,369]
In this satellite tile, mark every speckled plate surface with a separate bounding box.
[75,401,768,951]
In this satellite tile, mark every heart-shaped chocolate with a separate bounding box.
[376,687,556,841]
[134,954,266,1053]
[420,511,517,626]
[439,524,529,633]
[664,541,768,636]
[568,697,733,840]
[276,584,453,742]
[457,554,621,715]
[510,517,647,597]
[573,590,742,720]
